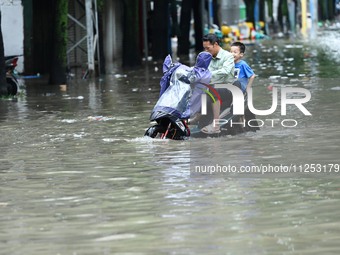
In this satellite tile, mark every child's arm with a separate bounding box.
[246,74,256,92]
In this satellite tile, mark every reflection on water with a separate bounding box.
[1,32,340,254]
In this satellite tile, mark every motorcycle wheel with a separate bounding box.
[144,125,166,138]
[6,77,18,96]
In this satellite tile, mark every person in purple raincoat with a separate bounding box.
[154,51,212,120]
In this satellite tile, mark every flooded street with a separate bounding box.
[1,31,340,254]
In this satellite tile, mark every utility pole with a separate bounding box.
[309,0,318,39]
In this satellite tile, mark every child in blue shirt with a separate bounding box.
[230,41,255,93]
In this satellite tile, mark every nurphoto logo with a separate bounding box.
[200,83,312,128]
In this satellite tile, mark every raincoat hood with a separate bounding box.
[195,52,212,70]
[162,55,173,73]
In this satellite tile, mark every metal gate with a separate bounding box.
[67,0,100,77]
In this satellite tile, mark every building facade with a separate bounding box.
[1,0,24,72]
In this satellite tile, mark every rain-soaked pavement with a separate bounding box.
[1,29,340,254]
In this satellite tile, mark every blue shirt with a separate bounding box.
[234,60,254,92]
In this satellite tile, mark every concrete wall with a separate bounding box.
[1,0,24,72]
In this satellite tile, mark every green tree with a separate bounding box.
[122,0,141,67]
[49,0,68,85]
[244,0,256,26]
[319,0,336,20]
[266,0,274,20]
[178,0,204,55]
[150,0,170,61]
[277,0,288,31]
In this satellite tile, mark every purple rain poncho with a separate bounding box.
[152,52,212,120]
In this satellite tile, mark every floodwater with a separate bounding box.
[1,30,340,254]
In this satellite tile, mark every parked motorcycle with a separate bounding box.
[5,55,20,96]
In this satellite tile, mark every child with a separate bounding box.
[230,41,255,93]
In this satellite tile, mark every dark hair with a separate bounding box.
[202,33,221,46]
[231,41,246,54]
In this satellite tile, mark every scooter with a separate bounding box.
[5,55,20,96]
[144,53,259,140]
[144,52,212,140]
